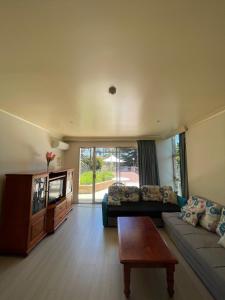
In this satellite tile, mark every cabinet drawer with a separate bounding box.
[55,210,66,227]
[30,215,46,241]
[55,201,67,217]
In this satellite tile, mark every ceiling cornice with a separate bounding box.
[160,126,187,140]
[0,108,62,139]
[187,105,225,129]
[161,105,225,140]
[63,135,161,143]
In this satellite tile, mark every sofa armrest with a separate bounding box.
[102,193,109,227]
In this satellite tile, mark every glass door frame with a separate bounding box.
[78,146,138,204]
[78,147,97,204]
[92,147,96,204]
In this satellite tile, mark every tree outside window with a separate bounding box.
[172,135,181,195]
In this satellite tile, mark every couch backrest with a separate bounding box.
[140,185,162,201]
[108,185,176,203]
[108,185,140,202]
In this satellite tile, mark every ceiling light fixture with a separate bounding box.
[109,86,117,95]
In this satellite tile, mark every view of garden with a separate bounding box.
[78,147,139,203]
[80,170,114,185]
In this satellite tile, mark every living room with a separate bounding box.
[0,1,225,300]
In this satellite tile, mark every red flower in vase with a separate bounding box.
[46,152,56,171]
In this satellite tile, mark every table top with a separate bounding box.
[117,217,178,265]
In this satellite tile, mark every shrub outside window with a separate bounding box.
[172,135,182,196]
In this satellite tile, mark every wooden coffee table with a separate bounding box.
[117,216,178,298]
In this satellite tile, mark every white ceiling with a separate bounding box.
[0,1,225,138]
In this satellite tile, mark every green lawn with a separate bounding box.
[80,170,114,185]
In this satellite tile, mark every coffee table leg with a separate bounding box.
[166,265,175,297]
[124,264,131,298]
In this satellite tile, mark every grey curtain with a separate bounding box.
[137,140,160,186]
[179,132,189,198]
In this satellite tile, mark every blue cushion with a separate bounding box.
[177,195,187,208]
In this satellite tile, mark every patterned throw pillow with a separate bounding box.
[108,186,125,206]
[178,196,206,226]
[141,185,162,201]
[178,204,189,219]
[216,208,225,236]
[122,186,140,202]
[179,196,205,215]
[108,196,121,206]
[178,204,197,219]
[200,200,222,232]
[191,196,206,210]
[182,208,203,226]
[160,186,177,204]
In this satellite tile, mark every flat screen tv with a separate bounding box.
[48,179,64,203]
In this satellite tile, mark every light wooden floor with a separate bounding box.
[0,205,213,300]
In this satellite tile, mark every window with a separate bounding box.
[117,147,139,187]
[172,135,181,195]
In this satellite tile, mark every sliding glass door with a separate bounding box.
[94,148,116,203]
[78,148,94,203]
[117,148,139,186]
[78,147,139,204]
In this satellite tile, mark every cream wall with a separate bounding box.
[0,110,64,208]
[156,138,174,189]
[64,141,137,203]
[186,111,225,205]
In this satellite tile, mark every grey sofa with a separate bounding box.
[162,212,225,300]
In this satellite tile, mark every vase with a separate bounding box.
[47,161,50,173]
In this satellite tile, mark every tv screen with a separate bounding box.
[48,179,64,203]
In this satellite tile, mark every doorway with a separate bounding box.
[78,147,139,204]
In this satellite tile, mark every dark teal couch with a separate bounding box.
[102,193,182,227]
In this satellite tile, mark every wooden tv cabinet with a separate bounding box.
[0,168,74,256]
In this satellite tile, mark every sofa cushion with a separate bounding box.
[108,185,140,203]
[182,231,220,249]
[121,186,140,202]
[216,207,225,236]
[196,247,225,267]
[164,213,209,236]
[190,195,206,210]
[177,195,187,208]
[108,185,125,196]
[179,196,206,226]
[108,186,125,205]
[184,195,206,210]
[108,195,121,206]
[182,209,203,226]
[200,200,222,232]
[140,185,162,201]
[160,186,177,204]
